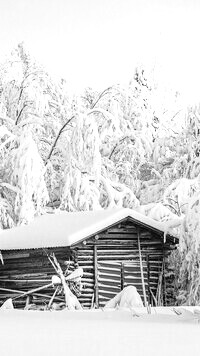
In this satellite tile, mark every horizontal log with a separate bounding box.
[98,276,121,283]
[0,267,53,275]
[97,260,121,266]
[82,272,94,277]
[106,227,137,233]
[87,242,136,248]
[79,294,93,299]
[97,271,121,278]
[81,279,94,285]
[82,275,94,280]
[79,297,93,302]
[80,304,93,308]
[0,278,51,283]
[97,256,140,261]
[92,236,138,243]
[98,296,110,301]
[78,264,94,269]
[0,288,65,301]
[148,271,162,276]
[78,265,93,269]
[77,249,93,253]
[98,285,121,292]
[0,287,25,295]
[99,291,117,298]
[99,232,153,239]
[79,293,93,298]
[79,299,93,303]
[123,270,148,276]
[98,264,121,270]
[2,253,30,260]
[98,267,121,273]
[97,252,159,258]
[82,283,94,288]
[97,249,138,254]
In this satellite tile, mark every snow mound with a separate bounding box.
[104,286,144,309]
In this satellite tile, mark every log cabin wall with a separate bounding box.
[72,217,176,308]
[0,247,74,309]
[0,217,176,309]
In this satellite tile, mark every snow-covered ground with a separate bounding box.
[0,308,200,356]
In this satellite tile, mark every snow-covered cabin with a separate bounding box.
[0,208,178,309]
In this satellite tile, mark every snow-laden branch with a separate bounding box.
[0,182,20,195]
[100,175,139,209]
[90,86,120,109]
[45,116,75,164]
[163,217,184,242]
[87,108,114,120]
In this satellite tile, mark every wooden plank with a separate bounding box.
[138,230,147,307]
[2,253,30,260]
[97,260,121,307]
[94,245,99,308]
[97,268,121,274]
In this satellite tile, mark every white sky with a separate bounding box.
[0,0,200,103]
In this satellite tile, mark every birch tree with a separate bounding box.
[11,129,49,224]
[61,112,101,211]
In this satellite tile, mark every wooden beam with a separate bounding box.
[146,254,151,305]
[121,263,124,290]
[94,245,99,308]
[137,229,148,308]
[162,246,166,306]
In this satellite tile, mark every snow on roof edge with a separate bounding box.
[67,208,175,245]
[0,208,178,251]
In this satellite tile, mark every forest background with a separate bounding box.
[0,44,200,306]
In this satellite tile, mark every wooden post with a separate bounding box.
[121,263,124,290]
[156,262,163,306]
[146,254,151,305]
[94,245,99,308]
[137,229,148,308]
[47,286,59,310]
[162,250,166,306]
[25,296,31,308]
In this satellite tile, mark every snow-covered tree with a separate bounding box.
[60,113,101,211]
[11,129,49,224]
[169,185,200,306]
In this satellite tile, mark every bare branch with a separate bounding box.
[15,103,28,125]
[91,86,120,109]
[163,203,180,216]
[109,136,134,159]
[45,116,75,165]
[0,182,20,195]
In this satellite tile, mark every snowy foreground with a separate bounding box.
[0,308,200,356]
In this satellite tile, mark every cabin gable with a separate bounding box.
[72,217,175,308]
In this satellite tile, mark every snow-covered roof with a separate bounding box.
[0,208,177,250]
